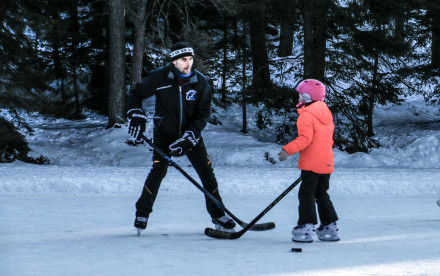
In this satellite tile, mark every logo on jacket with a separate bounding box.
[186,90,197,101]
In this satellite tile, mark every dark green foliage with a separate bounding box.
[0,117,30,163]
[0,1,50,94]
[325,0,414,150]
[0,117,49,164]
[253,85,299,144]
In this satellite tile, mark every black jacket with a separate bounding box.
[127,64,212,140]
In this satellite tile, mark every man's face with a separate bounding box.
[172,56,193,75]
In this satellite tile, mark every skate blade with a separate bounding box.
[214,224,236,233]
[292,235,313,243]
[317,236,340,242]
[292,238,313,243]
[136,228,143,236]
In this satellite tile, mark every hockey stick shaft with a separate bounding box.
[205,176,302,239]
[140,134,275,231]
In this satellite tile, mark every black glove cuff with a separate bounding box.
[127,108,146,120]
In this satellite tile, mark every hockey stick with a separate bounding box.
[140,134,275,231]
[204,176,302,239]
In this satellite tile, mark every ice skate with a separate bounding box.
[212,215,236,233]
[291,223,315,243]
[316,222,340,241]
[134,216,148,236]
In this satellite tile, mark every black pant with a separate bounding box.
[135,133,225,219]
[297,170,339,225]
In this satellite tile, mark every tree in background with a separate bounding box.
[0,0,52,163]
[247,0,271,93]
[303,0,331,80]
[326,0,412,152]
[107,0,126,128]
[0,0,50,105]
[425,0,440,102]
[428,0,440,69]
[276,0,300,58]
[126,0,148,89]
[408,0,440,103]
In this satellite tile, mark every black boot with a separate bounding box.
[212,215,236,232]
[134,216,148,235]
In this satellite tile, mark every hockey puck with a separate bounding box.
[291,248,302,252]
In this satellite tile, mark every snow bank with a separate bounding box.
[1,97,440,195]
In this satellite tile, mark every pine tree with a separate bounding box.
[326,0,412,152]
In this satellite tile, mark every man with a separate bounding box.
[126,42,236,235]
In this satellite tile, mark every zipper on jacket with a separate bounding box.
[179,85,183,136]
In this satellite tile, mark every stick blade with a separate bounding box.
[204,228,241,240]
[247,222,276,231]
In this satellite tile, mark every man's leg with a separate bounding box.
[135,134,171,218]
[186,138,225,219]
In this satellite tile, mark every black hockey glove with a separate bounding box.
[169,131,200,157]
[127,109,147,141]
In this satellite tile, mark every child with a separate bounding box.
[278,79,339,243]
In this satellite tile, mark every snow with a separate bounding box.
[1,97,440,276]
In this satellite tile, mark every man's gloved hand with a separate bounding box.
[169,131,199,157]
[278,150,289,162]
[127,109,147,141]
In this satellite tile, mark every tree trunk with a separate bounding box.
[72,66,81,119]
[367,52,379,137]
[278,19,294,57]
[49,9,62,79]
[247,0,270,90]
[69,0,82,118]
[278,0,297,57]
[221,18,228,102]
[394,11,405,45]
[367,23,383,138]
[167,1,185,44]
[241,20,248,134]
[127,0,147,89]
[107,0,126,128]
[431,3,440,68]
[303,0,329,80]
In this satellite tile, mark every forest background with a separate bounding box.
[1,0,439,164]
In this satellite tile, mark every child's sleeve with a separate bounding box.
[282,113,314,155]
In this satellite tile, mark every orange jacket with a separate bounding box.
[282,101,334,174]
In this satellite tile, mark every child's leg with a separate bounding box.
[297,170,319,225]
[315,174,338,225]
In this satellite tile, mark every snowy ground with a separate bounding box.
[1,97,440,275]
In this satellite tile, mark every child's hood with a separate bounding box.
[298,101,333,125]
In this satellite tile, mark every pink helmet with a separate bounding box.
[296,79,326,107]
